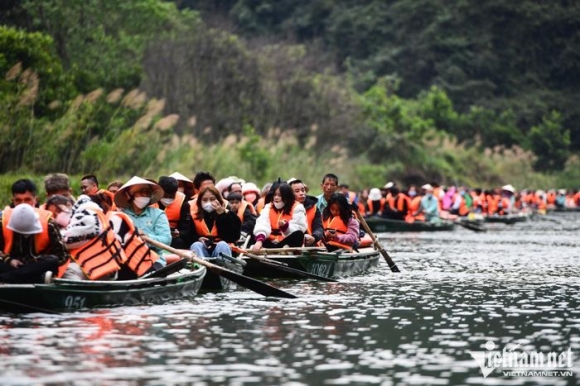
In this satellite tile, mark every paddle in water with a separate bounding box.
[355,209,401,272]
[141,236,297,299]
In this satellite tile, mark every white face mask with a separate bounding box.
[273,201,285,210]
[177,187,185,193]
[134,197,151,209]
[161,198,174,206]
[202,202,214,213]
[409,191,417,197]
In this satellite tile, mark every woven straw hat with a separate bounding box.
[114,176,164,209]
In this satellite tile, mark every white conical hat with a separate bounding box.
[169,172,193,185]
[421,184,433,191]
[114,176,164,209]
[7,204,42,235]
[501,184,515,193]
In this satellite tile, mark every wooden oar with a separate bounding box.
[142,236,297,299]
[355,210,401,272]
[140,258,188,279]
[456,219,487,232]
[241,253,338,282]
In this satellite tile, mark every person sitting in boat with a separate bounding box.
[227,192,257,242]
[157,176,194,250]
[80,174,99,196]
[114,176,171,267]
[382,186,411,221]
[84,192,161,280]
[45,194,74,233]
[416,184,440,223]
[255,182,272,214]
[449,186,470,217]
[288,178,324,247]
[106,180,123,194]
[497,185,516,215]
[62,195,125,281]
[0,179,70,284]
[190,186,241,259]
[241,182,261,211]
[169,172,195,199]
[321,193,360,252]
[251,181,307,252]
[366,188,384,217]
[316,173,339,213]
[42,173,74,206]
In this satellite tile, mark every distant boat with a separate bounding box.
[364,216,456,233]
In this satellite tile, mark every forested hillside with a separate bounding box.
[1,0,579,190]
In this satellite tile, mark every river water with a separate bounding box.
[0,214,579,385]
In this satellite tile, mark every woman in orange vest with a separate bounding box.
[251,181,307,251]
[322,193,360,252]
[190,186,241,258]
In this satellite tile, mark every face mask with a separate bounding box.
[55,211,71,228]
[177,187,185,193]
[408,191,416,197]
[202,202,214,213]
[244,193,257,203]
[161,198,174,206]
[273,201,285,210]
[134,197,150,209]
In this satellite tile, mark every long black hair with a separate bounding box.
[323,193,352,224]
[267,180,295,215]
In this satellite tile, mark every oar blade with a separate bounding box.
[209,265,297,298]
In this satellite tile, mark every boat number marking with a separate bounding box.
[310,263,329,277]
[64,295,86,309]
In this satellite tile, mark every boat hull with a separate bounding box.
[242,248,380,279]
[200,257,244,291]
[0,266,206,313]
[364,216,456,232]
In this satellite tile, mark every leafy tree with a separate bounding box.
[22,0,199,92]
[526,111,570,172]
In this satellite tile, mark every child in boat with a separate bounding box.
[322,193,360,252]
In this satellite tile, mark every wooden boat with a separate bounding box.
[242,247,381,279]
[364,215,456,233]
[484,212,529,224]
[0,265,206,314]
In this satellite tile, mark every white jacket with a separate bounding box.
[253,202,307,239]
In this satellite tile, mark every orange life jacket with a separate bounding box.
[409,196,425,221]
[546,192,556,205]
[192,208,221,242]
[305,205,317,235]
[68,210,125,280]
[367,198,384,215]
[453,193,470,216]
[108,211,159,277]
[234,200,253,224]
[487,195,499,215]
[256,197,266,214]
[2,207,52,256]
[164,191,186,228]
[268,202,299,242]
[323,216,352,251]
